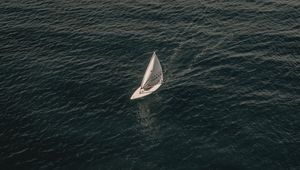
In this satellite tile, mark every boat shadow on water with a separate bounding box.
[135,96,163,142]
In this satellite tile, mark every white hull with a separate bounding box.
[130,83,162,100]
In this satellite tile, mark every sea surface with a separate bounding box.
[1,0,300,169]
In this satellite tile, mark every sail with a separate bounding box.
[130,51,163,100]
[141,52,163,90]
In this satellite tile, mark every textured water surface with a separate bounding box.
[1,0,300,169]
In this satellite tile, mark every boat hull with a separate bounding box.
[130,83,162,100]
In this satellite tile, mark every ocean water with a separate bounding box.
[1,0,300,169]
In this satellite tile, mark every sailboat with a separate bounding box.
[130,52,163,100]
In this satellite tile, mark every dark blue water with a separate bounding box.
[1,0,300,169]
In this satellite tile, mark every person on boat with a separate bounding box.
[144,85,152,91]
[141,84,152,91]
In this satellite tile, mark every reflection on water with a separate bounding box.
[136,97,162,141]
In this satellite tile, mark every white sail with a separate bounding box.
[141,53,156,87]
[130,52,163,100]
[141,52,163,90]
